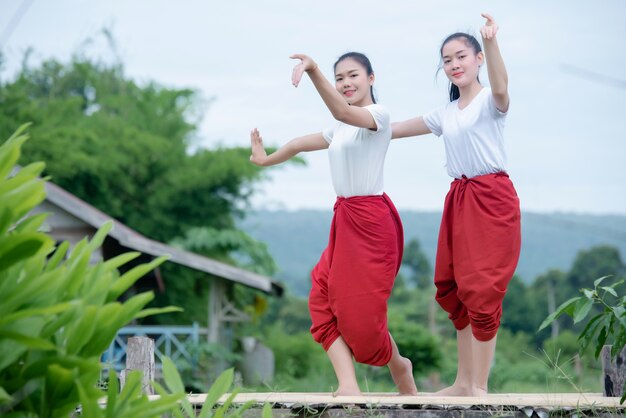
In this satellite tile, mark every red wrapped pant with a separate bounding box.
[309,193,403,366]
[434,172,521,341]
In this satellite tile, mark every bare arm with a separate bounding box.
[391,117,432,140]
[480,13,509,113]
[290,54,377,129]
[249,129,328,167]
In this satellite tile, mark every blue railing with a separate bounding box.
[101,323,207,371]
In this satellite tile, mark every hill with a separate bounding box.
[238,210,626,296]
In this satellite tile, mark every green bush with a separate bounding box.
[0,125,269,417]
[264,326,328,380]
[388,321,442,376]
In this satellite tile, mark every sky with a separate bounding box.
[1,0,625,214]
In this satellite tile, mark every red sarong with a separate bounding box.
[309,193,403,366]
[434,172,521,341]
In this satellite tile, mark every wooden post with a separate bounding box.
[602,345,626,397]
[120,336,155,395]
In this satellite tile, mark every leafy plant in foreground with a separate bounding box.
[539,275,626,402]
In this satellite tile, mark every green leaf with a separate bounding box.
[13,213,48,233]
[0,175,47,220]
[105,368,119,416]
[0,208,14,237]
[573,298,594,324]
[102,252,141,271]
[107,255,169,301]
[199,368,234,416]
[578,313,604,353]
[593,275,612,288]
[0,301,73,326]
[595,325,609,359]
[612,306,626,329]
[133,306,183,319]
[77,381,100,418]
[4,122,32,144]
[117,370,143,405]
[538,297,580,332]
[66,305,99,354]
[262,402,273,418]
[0,130,28,179]
[162,356,185,394]
[0,233,52,273]
[88,221,113,251]
[0,385,12,404]
[600,286,618,298]
[46,240,70,271]
[0,330,57,350]
[162,356,194,417]
[214,390,239,417]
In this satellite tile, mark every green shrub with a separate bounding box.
[539,275,625,402]
[0,125,269,417]
[264,326,327,380]
[388,321,442,376]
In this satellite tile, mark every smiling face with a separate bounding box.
[334,57,375,107]
[441,38,484,89]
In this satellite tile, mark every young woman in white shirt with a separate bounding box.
[250,52,418,396]
[392,14,521,396]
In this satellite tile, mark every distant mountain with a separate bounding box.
[238,210,626,296]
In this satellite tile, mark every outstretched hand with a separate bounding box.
[480,13,499,39]
[250,128,268,166]
[289,53,318,87]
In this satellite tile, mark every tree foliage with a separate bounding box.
[0,51,269,246]
[0,43,285,325]
[401,238,432,289]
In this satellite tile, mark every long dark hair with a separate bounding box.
[438,33,482,102]
[333,52,376,104]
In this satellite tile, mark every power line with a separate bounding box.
[560,63,626,90]
[0,0,35,50]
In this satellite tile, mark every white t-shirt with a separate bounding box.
[423,88,508,179]
[322,104,391,198]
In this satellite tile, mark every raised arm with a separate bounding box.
[290,54,377,129]
[480,13,509,113]
[249,128,328,167]
[391,117,432,140]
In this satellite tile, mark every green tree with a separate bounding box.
[0,56,264,244]
[501,275,536,335]
[529,269,568,344]
[401,237,432,289]
[0,42,288,325]
[566,245,625,299]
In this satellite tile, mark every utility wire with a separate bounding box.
[0,0,35,50]
[560,63,626,90]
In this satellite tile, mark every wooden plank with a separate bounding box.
[170,392,624,409]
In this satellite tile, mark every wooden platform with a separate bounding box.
[181,392,626,417]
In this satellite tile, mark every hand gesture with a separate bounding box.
[289,53,318,87]
[250,128,268,166]
[480,13,499,40]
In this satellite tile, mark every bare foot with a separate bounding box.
[389,357,418,395]
[332,386,362,397]
[435,384,486,397]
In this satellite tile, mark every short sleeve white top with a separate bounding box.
[322,104,391,198]
[423,88,508,179]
